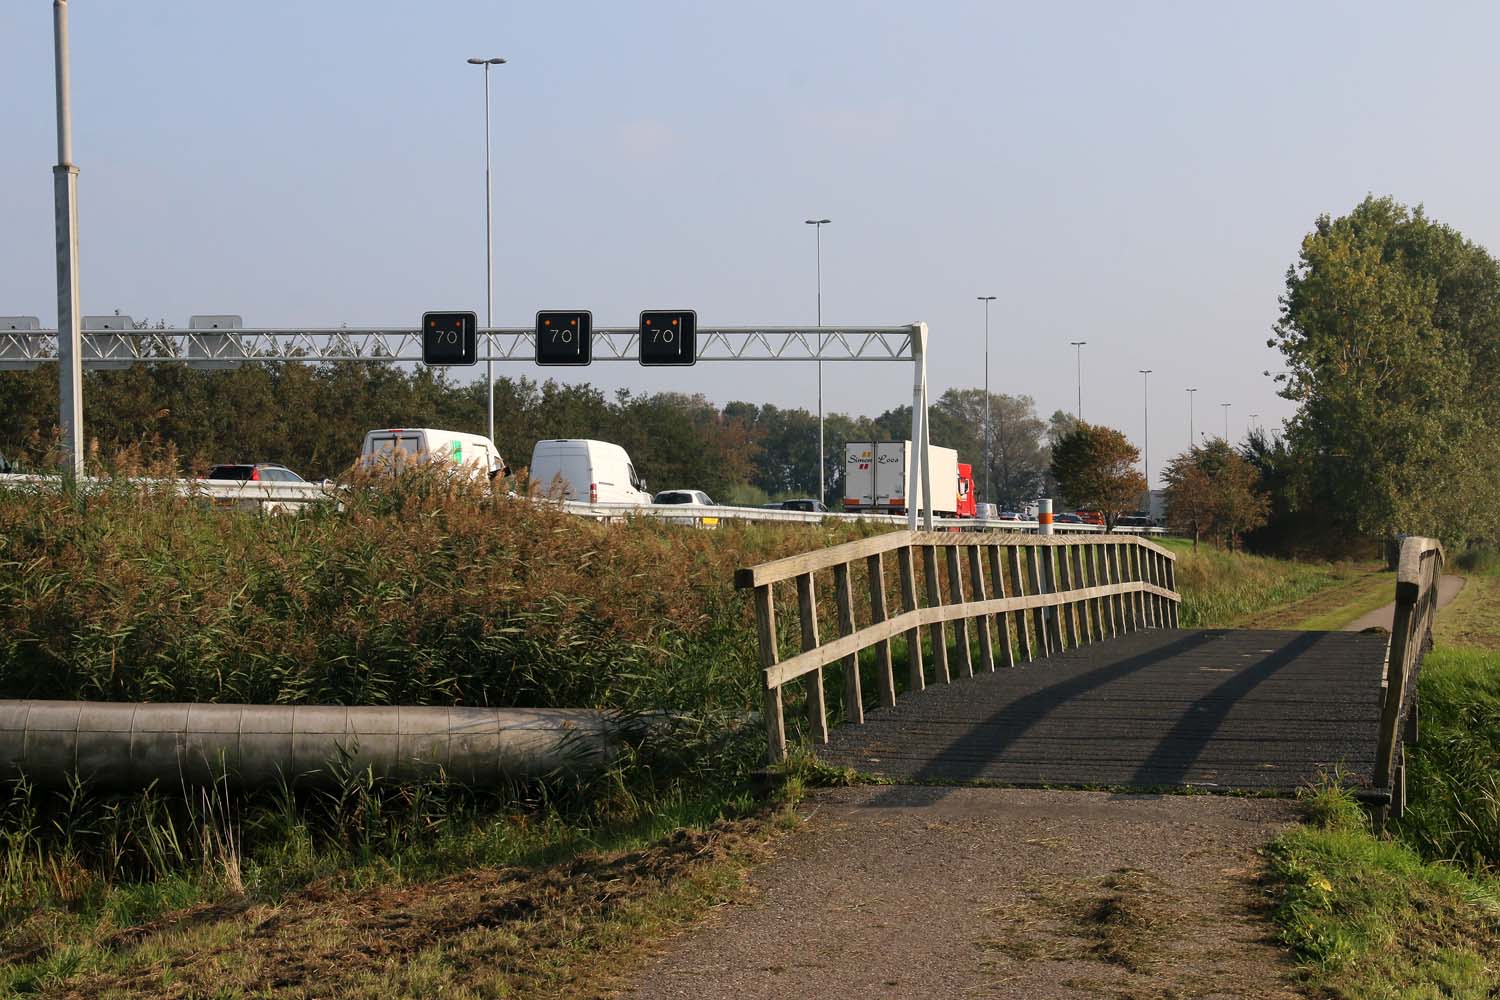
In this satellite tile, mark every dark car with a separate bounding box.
[997,510,1022,521]
[1115,515,1156,528]
[1054,512,1084,524]
[205,463,305,483]
[778,498,830,513]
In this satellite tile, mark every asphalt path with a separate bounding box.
[1343,574,1465,632]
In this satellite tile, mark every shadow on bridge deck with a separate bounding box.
[816,628,1388,792]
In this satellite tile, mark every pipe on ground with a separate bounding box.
[0,701,626,790]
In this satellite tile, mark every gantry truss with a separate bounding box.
[0,325,918,368]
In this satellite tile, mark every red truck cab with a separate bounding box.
[956,463,977,518]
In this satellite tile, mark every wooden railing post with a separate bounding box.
[923,545,952,682]
[754,583,786,762]
[987,544,1016,668]
[867,553,897,708]
[946,546,974,677]
[1108,543,1128,634]
[1056,542,1078,649]
[1164,553,1180,628]
[968,545,995,672]
[898,543,926,691]
[1026,546,1053,656]
[796,572,829,744]
[1007,545,1034,662]
[1374,537,1443,822]
[832,564,863,726]
[1096,544,1118,639]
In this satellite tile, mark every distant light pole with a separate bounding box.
[1222,402,1231,441]
[53,0,84,477]
[467,55,506,446]
[1186,387,1197,453]
[1249,412,1260,437]
[1138,369,1152,491]
[1069,341,1087,421]
[805,218,831,505]
[978,295,996,504]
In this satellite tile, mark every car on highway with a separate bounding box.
[204,463,305,482]
[777,498,831,513]
[1115,514,1156,528]
[653,489,716,506]
[1075,509,1105,526]
[997,510,1023,521]
[1054,512,1084,524]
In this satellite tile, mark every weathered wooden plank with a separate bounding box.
[1056,543,1078,649]
[924,545,951,684]
[796,572,829,744]
[898,544,925,693]
[754,584,785,761]
[946,545,974,678]
[988,544,1016,668]
[867,552,897,708]
[1008,545,1033,662]
[1026,546,1051,657]
[833,563,863,726]
[736,531,912,589]
[968,546,995,672]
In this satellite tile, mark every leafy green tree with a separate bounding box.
[1048,423,1146,528]
[1272,196,1500,544]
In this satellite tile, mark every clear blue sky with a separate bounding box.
[4,2,1499,482]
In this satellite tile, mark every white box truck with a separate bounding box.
[843,441,962,516]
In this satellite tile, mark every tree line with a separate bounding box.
[0,360,1066,507]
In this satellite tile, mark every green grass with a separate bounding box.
[1393,647,1500,872]
[1266,782,1500,999]
[1158,537,1365,628]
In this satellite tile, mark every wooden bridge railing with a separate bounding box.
[1372,535,1444,822]
[735,531,1181,762]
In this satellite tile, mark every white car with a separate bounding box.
[653,489,715,506]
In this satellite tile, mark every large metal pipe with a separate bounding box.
[0,701,627,790]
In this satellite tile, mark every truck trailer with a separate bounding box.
[843,441,976,518]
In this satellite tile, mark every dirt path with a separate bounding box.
[613,787,1306,999]
[1343,574,1465,632]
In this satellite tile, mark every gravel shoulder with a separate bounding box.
[613,786,1307,1000]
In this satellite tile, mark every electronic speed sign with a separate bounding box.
[638,310,696,366]
[421,311,478,366]
[535,310,592,366]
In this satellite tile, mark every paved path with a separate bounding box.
[616,787,1304,1000]
[817,628,1388,790]
[1343,574,1465,632]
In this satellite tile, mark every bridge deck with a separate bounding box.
[816,628,1389,791]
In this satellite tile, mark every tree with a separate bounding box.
[1163,441,1270,550]
[1272,196,1500,545]
[1048,423,1146,528]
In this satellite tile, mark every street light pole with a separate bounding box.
[805,218,831,505]
[978,295,996,505]
[1138,369,1152,491]
[467,56,506,446]
[1186,387,1197,452]
[52,0,83,478]
[1069,341,1087,422]
[1222,402,1231,441]
[1249,412,1260,437]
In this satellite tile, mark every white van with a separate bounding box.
[528,439,650,504]
[359,428,509,480]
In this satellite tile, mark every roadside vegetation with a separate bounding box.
[1159,536,1369,629]
[1266,632,1500,995]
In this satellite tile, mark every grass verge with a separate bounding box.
[1158,537,1374,629]
[1435,573,1500,652]
[1265,782,1500,999]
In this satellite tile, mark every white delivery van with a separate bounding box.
[359,428,509,480]
[528,439,651,504]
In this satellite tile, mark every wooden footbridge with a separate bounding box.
[736,532,1443,818]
